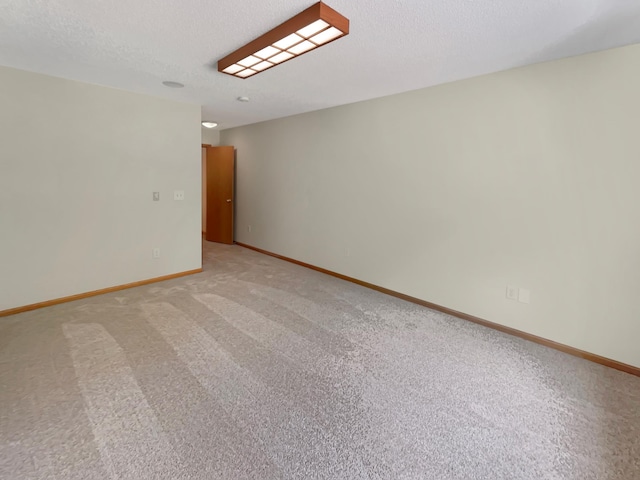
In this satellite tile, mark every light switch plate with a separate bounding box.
[153,192,159,201]
[518,288,531,304]
[506,285,518,300]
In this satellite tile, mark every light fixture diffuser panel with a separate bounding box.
[217,2,349,78]
[273,33,303,50]
[255,46,280,59]
[236,69,257,78]
[223,64,244,74]
[238,55,261,67]
[288,40,316,55]
[270,51,294,64]
[297,19,329,38]
[252,61,274,71]
[310,26,343,45]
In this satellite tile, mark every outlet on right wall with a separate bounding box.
[222,43,640,368]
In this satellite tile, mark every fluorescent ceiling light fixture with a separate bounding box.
[202,122,218,128]
[218,2,349,79]
[162,81,184,88]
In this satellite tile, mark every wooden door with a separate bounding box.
[205,146,235,244]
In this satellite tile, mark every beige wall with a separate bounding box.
[201,128,220,146]
[222,43,640,367]
[0,66,202,310]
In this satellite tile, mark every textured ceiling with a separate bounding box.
[2,0,640,129]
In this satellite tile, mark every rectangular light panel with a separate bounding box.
[310,26,343,45]
[270,51,294,64]
[273,33,304,50]
[252,61,273,71]
[297,19,329,38]
[288,40,316,55]
[236,69,258,78]
[222,64,244,74]
[238,55,261,67]
[255,46,280,59]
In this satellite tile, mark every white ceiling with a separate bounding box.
[2,0,640,130]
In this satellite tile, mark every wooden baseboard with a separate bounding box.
[0,268,203,317]
[235,242,640,377]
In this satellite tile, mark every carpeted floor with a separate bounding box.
[1,242,639,480]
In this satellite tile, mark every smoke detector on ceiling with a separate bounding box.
[162,81,184,88]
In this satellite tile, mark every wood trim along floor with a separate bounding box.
[235,242,640,377]
[0,268,203,318]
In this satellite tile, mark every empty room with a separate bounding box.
[1,1,639,479]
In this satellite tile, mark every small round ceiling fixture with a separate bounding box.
[202,122,218,129]
[162,81,184,88]
[237,96,250,102]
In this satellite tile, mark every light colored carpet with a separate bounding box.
[1,242,639,480]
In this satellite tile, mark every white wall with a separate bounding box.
[201,127,220,146]
[222,44,640,368]
[0,66,202,310]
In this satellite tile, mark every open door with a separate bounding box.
[205,146,235,244]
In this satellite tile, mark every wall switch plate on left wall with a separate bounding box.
[518,288,531,304]
[153,192,160,201]
[506,285,518,300]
